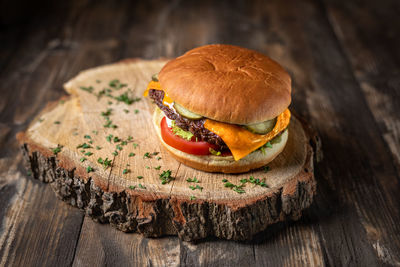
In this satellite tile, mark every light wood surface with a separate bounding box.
[18,59,316,241]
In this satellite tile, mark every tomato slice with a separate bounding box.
[160,117,218,155]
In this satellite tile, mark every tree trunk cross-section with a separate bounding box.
[16,59,320,241]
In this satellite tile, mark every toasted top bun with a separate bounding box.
[158,44,291,124]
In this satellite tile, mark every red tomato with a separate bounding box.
[160,117,218,155]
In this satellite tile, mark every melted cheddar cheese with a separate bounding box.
[145,81,291,161]
[144,81,174,105]
[204,109,290,160]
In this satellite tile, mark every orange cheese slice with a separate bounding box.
[144,81,174,105]
[204,109,291,161]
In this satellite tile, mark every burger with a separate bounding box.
[144,44,291,173]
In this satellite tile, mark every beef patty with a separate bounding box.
[149,89,228,150]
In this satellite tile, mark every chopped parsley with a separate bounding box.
[109,79,127,90]
[143,152,151,159]
[112,151,118,156]
[123,169,130,174]
[134,109,139,114]
[159,170,173,184]
[263,166,270,173]
[186,177,199,183]
[54,121,61,124]
[189,185,203,191]
[51,144,63,155]
[138,183,146,189]
[98,157,112,169]
[129,185,136,190]
[80,86,94,93]
[128,152,135,157]
[133,143,139,149]
[84,135,91,139]
[123,109,129,114]
[86,166,94,173]
[77,143,92,149]
[114,92,140,105]
[190,196,196,200]
[84,151,93,156]
[80,157,87,162]
[137,176,143,179]
[96,146,102,150]
[106,134,113,142]
[154,166,161,170]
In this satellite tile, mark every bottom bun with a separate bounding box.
[153,107,289,173]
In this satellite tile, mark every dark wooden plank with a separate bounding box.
[0,1,93,266]
[73,219,182,267]
[2,0,400,265]
[245,0,400,266]
[321,0,400,266]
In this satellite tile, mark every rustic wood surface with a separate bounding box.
[1,0,399,266]
[17,58,317,241]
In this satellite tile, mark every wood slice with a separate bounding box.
[16,59,320,241]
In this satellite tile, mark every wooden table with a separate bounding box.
[1,0,399,266]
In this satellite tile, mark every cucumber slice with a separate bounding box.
[151,73,159,82]
[245,118,277,134]
[174,102,203,120]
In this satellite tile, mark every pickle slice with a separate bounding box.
[245,118,277,134]
[174,102,203,120]
[151,73,159,82]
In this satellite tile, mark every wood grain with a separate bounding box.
[1,0,399,265]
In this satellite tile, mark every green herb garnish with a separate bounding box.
[159,170,173,184]
[137,176,143,179]
[86,166,94,173]
[138,184,146,189]
[80,86,94,93]
[77,143,92,149]
[51,144,63,155]
[186,177,199,183]
[128,152,135,157]
[190,196,196,200]
[54,121,61,124]
[189,185,203,191]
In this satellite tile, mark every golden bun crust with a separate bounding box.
[158,44,291,124]
[153,108,288,173]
